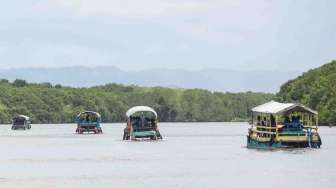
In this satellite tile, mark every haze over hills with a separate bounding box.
[0,66,300,93]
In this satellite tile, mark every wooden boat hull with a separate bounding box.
[76,126,103,134]
[247,136,282,149]
[123,129,162,140]
[247,135,322,149]
[11,124,31,130]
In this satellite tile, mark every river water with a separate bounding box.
[0,122,335,188]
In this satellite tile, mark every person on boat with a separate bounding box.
[130,116,136,127]
[261,117,267,136]
[270,115,276,133]
[92,115,97,122]
[293,116,297,128]
[144,117,151,127]
[271,115,276,127]
[285,115,290,122]
[298,116,304,129]
[151,118,156,128]
[293,115,303,129]
[86,114,90,123]
[284,116,291,129]
[257,116,261,125]
[261,117,265,126]
[133,117,141,129]
[255,116,262,134]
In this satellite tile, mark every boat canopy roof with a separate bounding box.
[13,115,30,120]
[77,111,101,118]
[126,106,157,118]
[252,101,317,115]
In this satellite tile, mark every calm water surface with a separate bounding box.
[0,123,335,188]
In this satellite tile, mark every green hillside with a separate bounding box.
[0,79,273,124]
[277,60,336,126]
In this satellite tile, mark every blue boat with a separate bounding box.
[123,106,162,140]
[247,101,322,149]
[76,111,103,134]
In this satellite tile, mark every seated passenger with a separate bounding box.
[271,115,276,127]
[92,116,97,122]
[284,116,290,124]
[257,116,261,126]
[295,116,303,129]
[292,116,299,127]
[151,118,156,127]
[133,117,141,129]
[144,117,151,127]
[86,114,90,123]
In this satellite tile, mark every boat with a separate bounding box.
[123,106,162,140]
[247,101,322,149]
[75,111,103,134]
[11,115,31,130]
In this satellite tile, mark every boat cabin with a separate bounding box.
[12,115,31,130]
[76,111,103,134]
[123,106,162,140]
[247,101,322,148]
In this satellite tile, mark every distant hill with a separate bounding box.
[277,60,336,126]
[0,66,300,93]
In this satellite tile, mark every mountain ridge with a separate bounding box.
[0,66,300,93]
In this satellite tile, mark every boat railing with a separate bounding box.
[77,121,100,128]
[255,126,277,130]
[252,126,277,135]
[251,124,319,137]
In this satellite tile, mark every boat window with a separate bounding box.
[78,113,98,123]
[130,115,156,129]
[13,118,25,125]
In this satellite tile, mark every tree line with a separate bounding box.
[0,79,273,124]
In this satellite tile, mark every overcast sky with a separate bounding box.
[0,0,335,71]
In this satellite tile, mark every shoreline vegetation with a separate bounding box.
[0,60,334,126]
[0,79,273,124]
[277,60,336,126]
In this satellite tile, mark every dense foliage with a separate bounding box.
[0,79,273,124]
[277,60,336,126]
